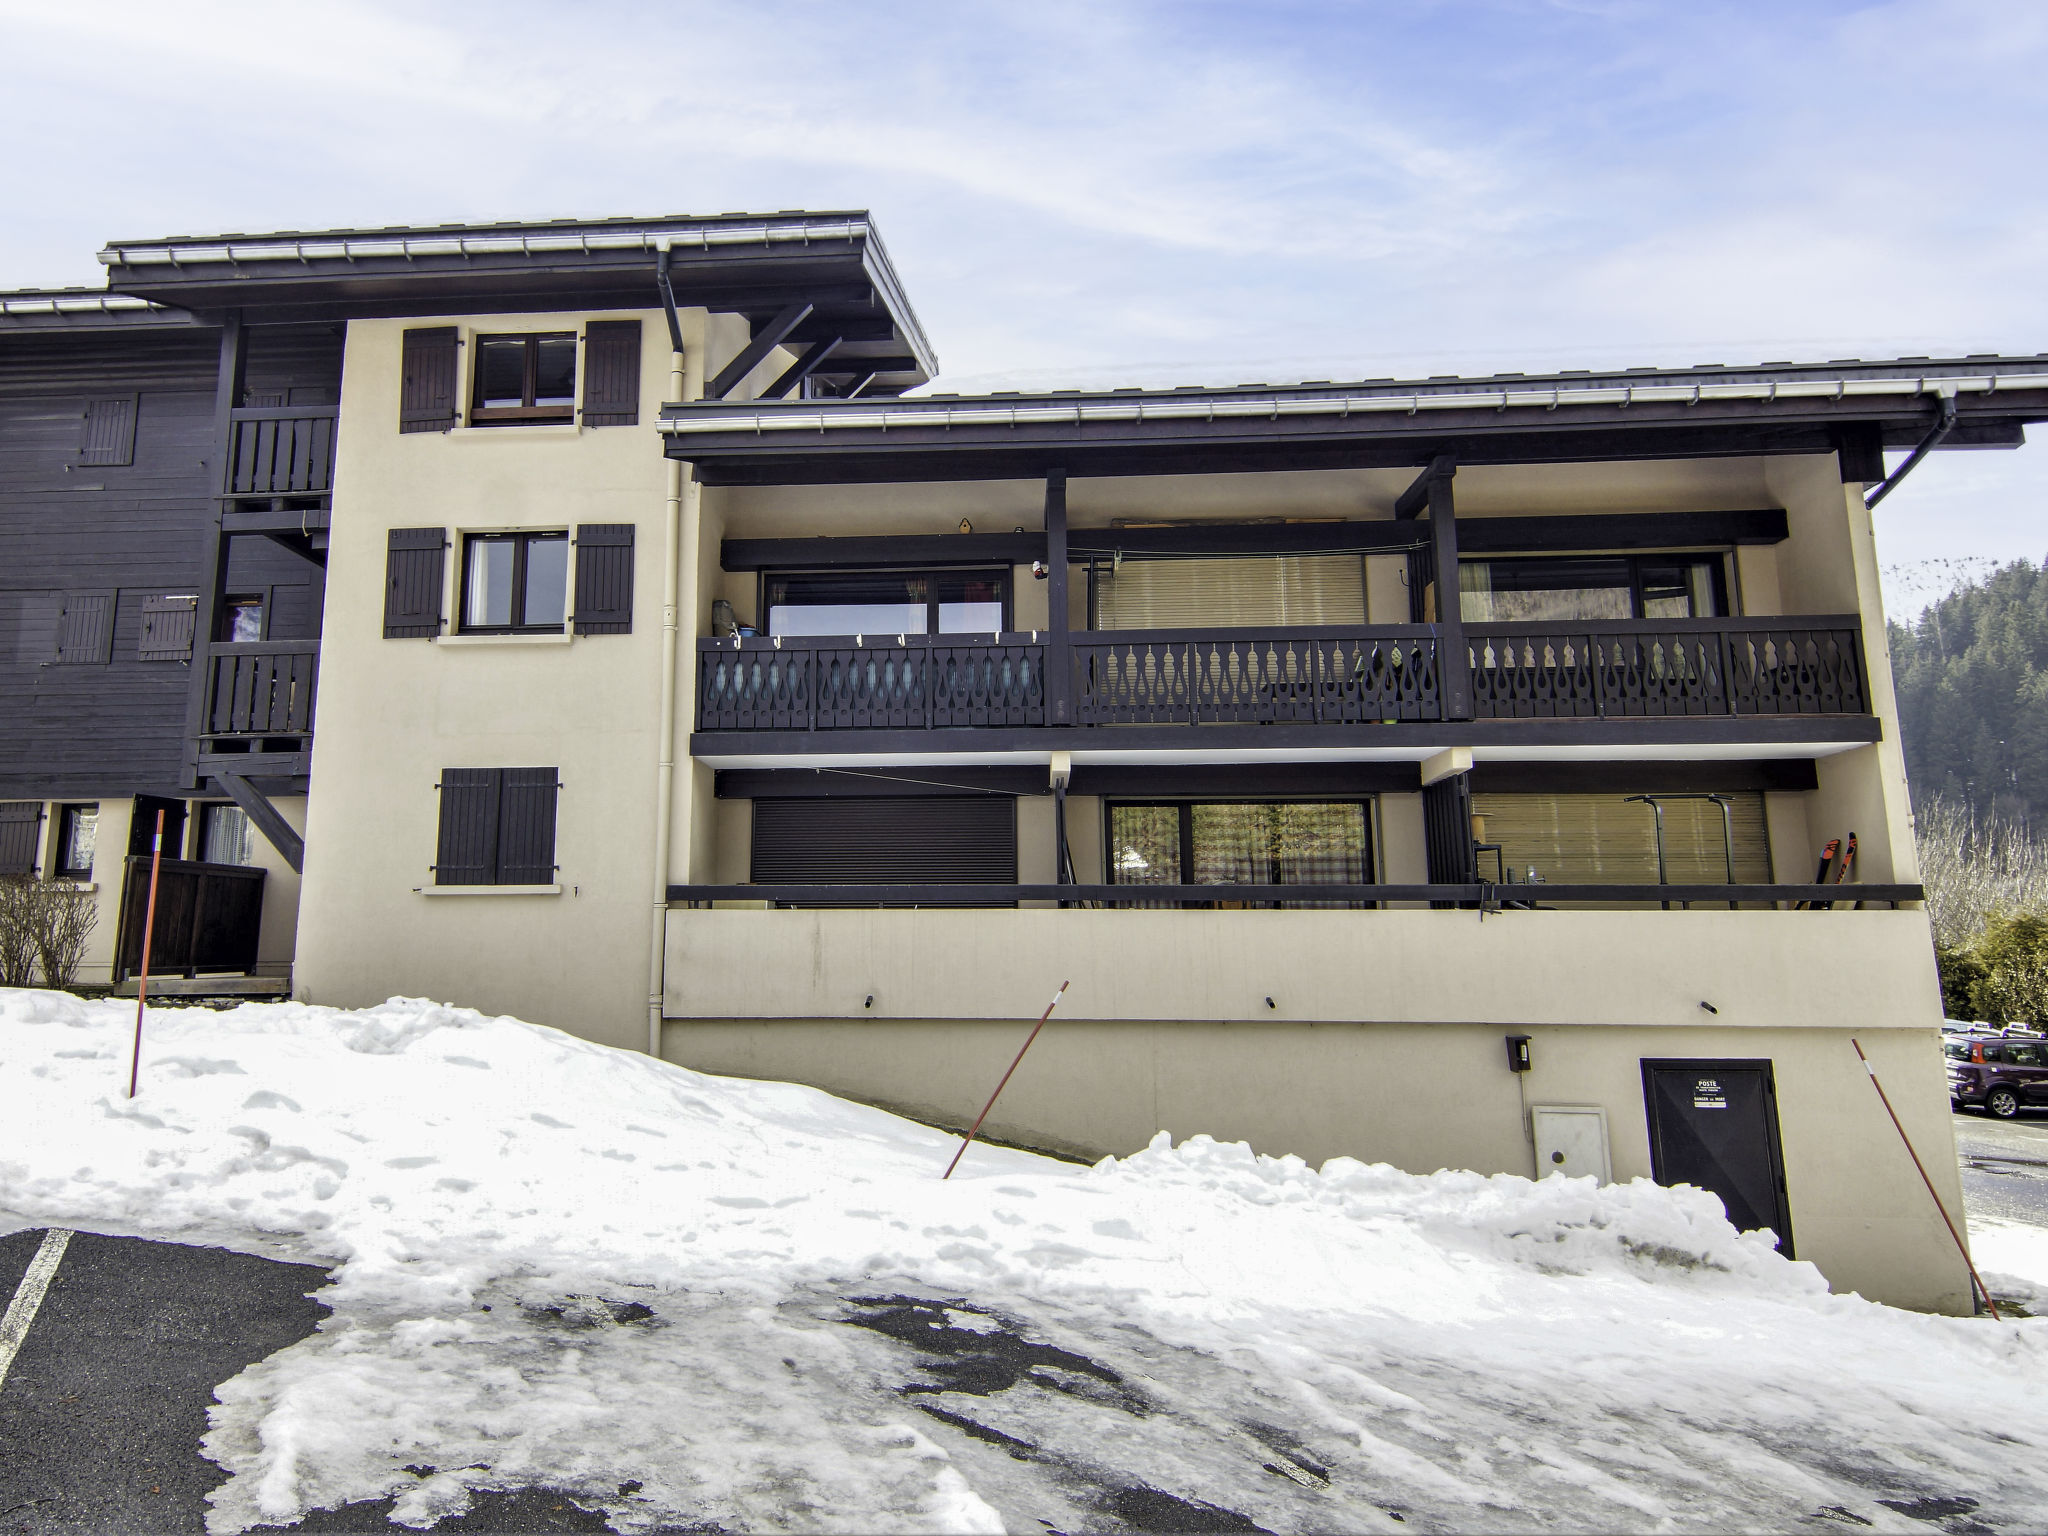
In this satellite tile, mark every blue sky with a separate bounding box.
[5,0,2044,612]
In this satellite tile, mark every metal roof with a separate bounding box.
[0,288,196,330]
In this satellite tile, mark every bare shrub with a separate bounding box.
[0,876,36,987]
[1915,796,2048,949]
[26,880,99,989]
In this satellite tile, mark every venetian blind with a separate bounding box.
[1093,554,1366,629]
[1470,792,1772,886]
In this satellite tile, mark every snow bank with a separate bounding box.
[4,989,2045,1534]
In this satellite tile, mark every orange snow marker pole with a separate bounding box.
[943,980,1069,1180]
[1851,1037,1999,1320]
[127,809,166,1100]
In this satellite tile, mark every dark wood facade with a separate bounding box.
[0,314,340,801]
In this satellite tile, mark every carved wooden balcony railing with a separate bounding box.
[694,619,1868,733]
[697,634,1046,731]
[1467,618,1866,719]
[202,641,320,741]
[224,405,338,499]
[1071,627,1441,726]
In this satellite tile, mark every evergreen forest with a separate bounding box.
[1890,558,2048,827]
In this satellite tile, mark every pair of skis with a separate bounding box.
[1795,832,1857,909]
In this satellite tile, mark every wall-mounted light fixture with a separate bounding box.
[1505,1034,1532,1072]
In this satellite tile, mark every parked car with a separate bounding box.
[1948,1032,2048,1118]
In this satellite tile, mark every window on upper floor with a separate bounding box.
[470,332,578,425]
[762,569,1009,637]
[1458,555,1728,624]
[461,532,569,634]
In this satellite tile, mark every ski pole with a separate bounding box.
[127,809,166,1100]
[1850,1037,1999,1320]
[943,980,1069,1179]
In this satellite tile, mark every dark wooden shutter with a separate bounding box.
[497,769,561,884]
[399,327,460,434]
[55,590,115,664]
[80,395,138,466]
[138,594,198,661]
[573,524,635,634]
[384,528,447,638]
[751,797,1017,893]
[0,802,43,876]
[581,320,642,427]
[435,770,501,885]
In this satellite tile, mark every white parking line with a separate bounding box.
[0,1229,72,1394]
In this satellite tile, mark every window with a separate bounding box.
[1468,792,1770,888]
[1106,801,1372,906]
[1459,555,1727,624]
[434,768,560,886]
[763,570,1009,637]
[200,804,256,866]
[218,592,266,642]
[470,333,577,424]
[56,804,98,879]
[462,532,569,633]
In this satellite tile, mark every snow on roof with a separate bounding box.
[4,988,2044,1531]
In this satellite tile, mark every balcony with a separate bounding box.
[224,405,338,501]
[195,639,319,778]
[693,617,1870,740]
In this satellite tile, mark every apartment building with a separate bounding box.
[5,213,2046,1312]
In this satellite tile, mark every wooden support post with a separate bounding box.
[1423,462,1472,720]
[706,302,814,400]
[180,313,246,789]
[1044,469,1071,726]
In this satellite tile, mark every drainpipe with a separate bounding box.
[647,295,686,1057]
[1864,392,1959,510]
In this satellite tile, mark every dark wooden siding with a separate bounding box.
[0,326,340,798]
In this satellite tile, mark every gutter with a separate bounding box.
[1864,393,1961,509]
[658,371,2048,439]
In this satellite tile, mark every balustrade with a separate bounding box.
[224,406,338,498]
[698,635,1045,732]
[204,641,320,738]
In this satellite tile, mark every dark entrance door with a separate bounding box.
[1640,1058,1794,1255]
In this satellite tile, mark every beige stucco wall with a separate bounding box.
[658,1003,1967,1311]
[294,308,690,1048]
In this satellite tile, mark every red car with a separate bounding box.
[1948,1033,2048,1118]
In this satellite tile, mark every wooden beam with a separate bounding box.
[214,769,304,873]
[706,301,814,400]
[1045,470,1071,727]
[759,336,843,401]
[1395,454,1456,519]
[722,531,1045,571]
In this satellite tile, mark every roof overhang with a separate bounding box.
[96,212,935,390]
[660,358,2048,484]
[0,289,201,332]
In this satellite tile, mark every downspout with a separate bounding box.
[1864,392,1959,509]
[648,257,686,1057]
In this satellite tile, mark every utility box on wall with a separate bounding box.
[1532,1105,1612,1183]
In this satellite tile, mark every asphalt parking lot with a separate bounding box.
[0,1231,651,1536]
[1951,1107,2048,1226]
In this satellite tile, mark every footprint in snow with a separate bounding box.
[529,1113,573,1129]
[243,1091,302,1112]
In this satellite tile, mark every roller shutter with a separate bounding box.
[751,796,1016,898]
[1093,554,1366,629]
